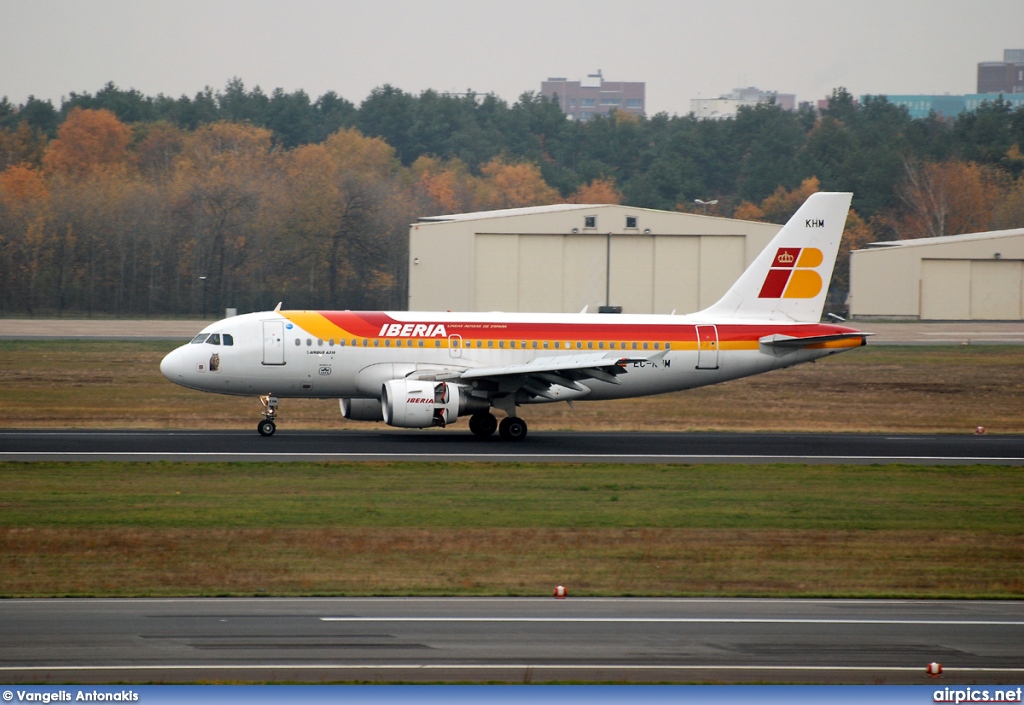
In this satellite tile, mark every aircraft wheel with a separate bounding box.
[257,420,276,437]
[469,412,498,438]
[498,416,528,441]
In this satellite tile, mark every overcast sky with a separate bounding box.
[3,0,1023,116]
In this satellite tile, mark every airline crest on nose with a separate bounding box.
[758,247,824,299]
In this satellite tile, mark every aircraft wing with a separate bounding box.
[429,351,666,399]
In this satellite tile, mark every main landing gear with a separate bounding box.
[257,394,278,436]
[469,412,528,441]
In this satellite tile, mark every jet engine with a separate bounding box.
[380,379,488,429]
[340,397,384,422]
[381,379,461,428]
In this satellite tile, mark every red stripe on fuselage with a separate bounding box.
[309,311,857,345]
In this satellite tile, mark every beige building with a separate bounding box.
[408,204,781,314]
[849,228,1024,320]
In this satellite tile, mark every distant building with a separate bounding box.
[690,87,796,120]
[542,71,645,121]
[977,49,1024,94]
[866,93,1024,119]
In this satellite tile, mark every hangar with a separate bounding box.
[849,227,1024,320]
[407,204,781,314]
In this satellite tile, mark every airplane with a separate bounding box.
[160,192,868,441]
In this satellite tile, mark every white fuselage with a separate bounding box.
[160,309,862,404]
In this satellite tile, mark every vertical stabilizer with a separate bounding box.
[697,192,852,322]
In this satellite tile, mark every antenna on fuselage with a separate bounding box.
[274,302,282,312]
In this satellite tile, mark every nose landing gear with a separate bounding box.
[258,394,279,436]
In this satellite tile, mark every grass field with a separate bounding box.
[1,341,1022,599]
[1,461,1021,598]
[2,340,1024,433]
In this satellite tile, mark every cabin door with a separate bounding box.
[696,325,719,370]
[449,334,463,358]
[262,320,285,365]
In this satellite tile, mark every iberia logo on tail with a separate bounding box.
[757,247,824,299]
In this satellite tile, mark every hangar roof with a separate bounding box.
[863,227,1024,249]
[417,204,599,223]
[416,203,747,227]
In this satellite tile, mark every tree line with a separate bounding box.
[2,80,1024,316]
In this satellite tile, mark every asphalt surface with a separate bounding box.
[1,598,1021,684]
[2,429,1022,464]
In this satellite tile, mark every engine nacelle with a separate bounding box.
[340,398,384,422]
[381,379,461,429]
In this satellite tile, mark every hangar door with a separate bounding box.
[920,259,1023,320]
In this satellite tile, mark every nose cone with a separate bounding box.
[160,346,187,384]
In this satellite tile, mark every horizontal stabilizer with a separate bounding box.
[759,332,871,350]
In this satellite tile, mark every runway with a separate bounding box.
[2,429,1022,464]
[1,598,1021,684]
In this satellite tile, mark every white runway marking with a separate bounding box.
[319,616,1024,625]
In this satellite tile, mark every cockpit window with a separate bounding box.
[223,334,233,346]
[207,334,221,345]
[190,334,210,344]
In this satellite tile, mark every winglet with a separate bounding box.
[698,192,853,323]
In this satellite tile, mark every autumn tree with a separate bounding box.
[0,122,48,171]
[567,176,622,204]
[275,128,410,309]
[898,160,1006,239]
[42,108,132,177]
[475,157,560,210]
[0,164,50,313]
[171,121,275,314]
[733,177,821,223]
[133,122,185,181]
[409,155,479,215]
